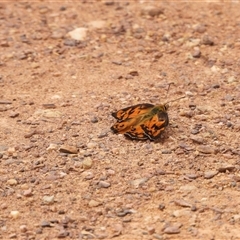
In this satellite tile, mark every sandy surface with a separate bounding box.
[0,1,240,239]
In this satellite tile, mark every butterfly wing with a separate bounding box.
[124,124,148,140]
[111,117,138,134]
[141,110,169,140]
[112,103,154,121]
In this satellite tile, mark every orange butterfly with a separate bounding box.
[111,96,185,141]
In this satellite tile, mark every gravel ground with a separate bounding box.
[0,1,240,239]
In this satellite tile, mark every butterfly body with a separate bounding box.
[111,103,169,140]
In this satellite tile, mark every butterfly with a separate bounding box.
[111,96,185,141]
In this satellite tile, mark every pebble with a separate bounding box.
[98,180,111,188]
[87,142,97,149]
[225,94,234,101]
[88,199,102,207]
[64,39,78,47]
[7,147,16,156]
[10,210,20,219]
[22,188,33,197]
[192,47,201,58]
[190,135,204,144]
[141,6,164,17]
[68,27,88,41]
[163,225,181,234]
[19,225,28,233]
[9,111,19,118]
[82,157,93,169]
[201,35,214,46]
[218,165,235,173]
[130,177,148,188]
[128,70,139,76]
[227,76,236,83]
[196,145,217,154]
[174,199,192,208]
[204,170,218,179]
[173,209,192,217]
[232,175,240,182]
[9,233,17,239]
[41,220,51,228]
[59,145,78,154]
[47,143,58,151]
[42,195,55,204]
[7,179,18,186]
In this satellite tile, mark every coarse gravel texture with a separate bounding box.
[0,1,240,240]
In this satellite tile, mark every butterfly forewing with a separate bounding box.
[112,103,154,121]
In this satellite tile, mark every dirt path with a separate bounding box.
[0,1,240,239]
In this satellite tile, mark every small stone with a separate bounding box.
[42,104,56,109]
[147,226,155,235]
[158,204,165,210]
[52,72,61,77]
[10,210,20,219]
[192,47,201,58]
[68,27,88,41]
[0,41,10,47]
[42,195,54,204]
[47,143,58,151]
[232,175,240,182]
[23,188,33,197]
[88,199,102,207]
[190,135,204,144]
[202,35,214,46]
[130,177,148,188]
[98,180,111,188]
[164,225,181,234]
[204,170,218,179]
[194,24,206,33]
[185,173,198,179]
[197,145,217,154]
[174,199,192,208]
[227,76,236,83]
[82,157,93,169]
[57,230,69,238]
[59,145,78,154]
[9,111,19,118]
[218,165,235,173]
[41,220,51,228]
[9,233,17,239]
[19,225,28,233]
[87,142,97,149]
[90,116,98,123]
[7,147,16,155]
[173,209,191,217]
[128,70,139,76]
[225,95,234,101]
[64,39,78,46]
[7,179,18,186]
[142,6,164,17]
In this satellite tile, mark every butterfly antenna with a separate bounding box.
[165,95,186,105]
[165,82,174,99]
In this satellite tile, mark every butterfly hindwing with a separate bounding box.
[124,124,148,140]
[141,111,169,140]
